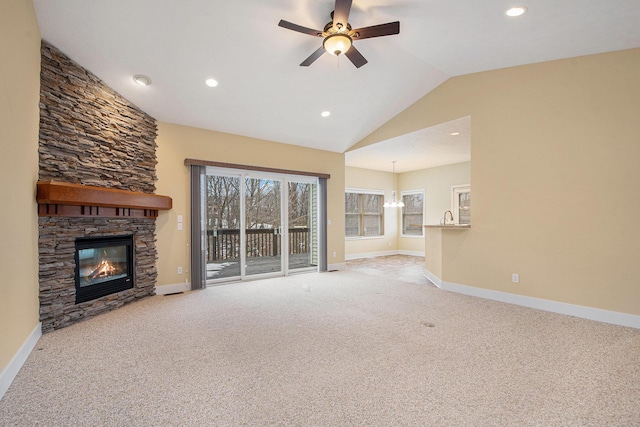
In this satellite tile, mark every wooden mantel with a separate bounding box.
[36,181,172,218]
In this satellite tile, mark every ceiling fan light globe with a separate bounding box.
[323,33,352,56]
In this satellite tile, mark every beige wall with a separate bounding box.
[155,122,345,286]
[0,0,41,370]
[424,229,443,278]
[345,163,471,256]
[344,167,398,256]
[355,49,640,315]
[398,162,471,254]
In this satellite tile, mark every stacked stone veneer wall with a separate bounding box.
[38,40,159,332]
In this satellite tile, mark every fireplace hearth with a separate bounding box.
[75,235,134,304]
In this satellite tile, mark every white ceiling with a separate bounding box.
[34,0,640,168]
[345,116,471,173]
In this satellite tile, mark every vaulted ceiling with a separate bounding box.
[34,0,640,170]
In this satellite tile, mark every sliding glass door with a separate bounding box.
[245,177,282,277]
[287,180,318,272]
[204,168,318,283]
[205,174,241,281]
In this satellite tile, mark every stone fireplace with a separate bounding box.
[37,41,171,332]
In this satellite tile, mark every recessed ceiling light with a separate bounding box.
[506,6,528,17]
[205,78,218,87]
[133,74,151,86]
[450,132,461,136]
[321,111,331,117]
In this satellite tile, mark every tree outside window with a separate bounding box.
[401,191,424,236]
[453,185,471,225]
[345,191,384,237]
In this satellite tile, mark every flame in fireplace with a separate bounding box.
[87,250,117,280]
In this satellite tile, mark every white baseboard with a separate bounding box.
[345,250,397,260]
[346,250,425,261]
[155,282,190,295]
[398,250,425,257]
[424,269,640,329]
[328,262,346,271]
[423,270,442,288]
[0,322,42,401]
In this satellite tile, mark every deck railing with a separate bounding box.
[206,228,310,262]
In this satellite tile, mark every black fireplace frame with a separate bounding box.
[74,235,135,304]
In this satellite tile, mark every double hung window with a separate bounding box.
[401,190,424,236]
[345,190,384,237]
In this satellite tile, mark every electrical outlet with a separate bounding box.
[177,267,183,275]
[512,273,519,283]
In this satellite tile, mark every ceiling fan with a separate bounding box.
[278,0,400,68]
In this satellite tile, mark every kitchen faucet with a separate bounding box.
[443,210,454,224]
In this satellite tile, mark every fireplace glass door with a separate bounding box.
[78,245,128,287]
[75,235,134,303]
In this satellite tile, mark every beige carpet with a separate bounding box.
[1,271,639,426]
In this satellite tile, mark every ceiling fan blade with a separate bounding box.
[351,21,400,40]
[300,47,326,67]
[278,20,323,37]
[333,0,353,30]
[345,45,368,68]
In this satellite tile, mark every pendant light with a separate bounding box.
[383,161,404,208]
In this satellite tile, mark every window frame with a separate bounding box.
[400,189,425,237]
[345,188,385,239]
[452,185,471,225]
